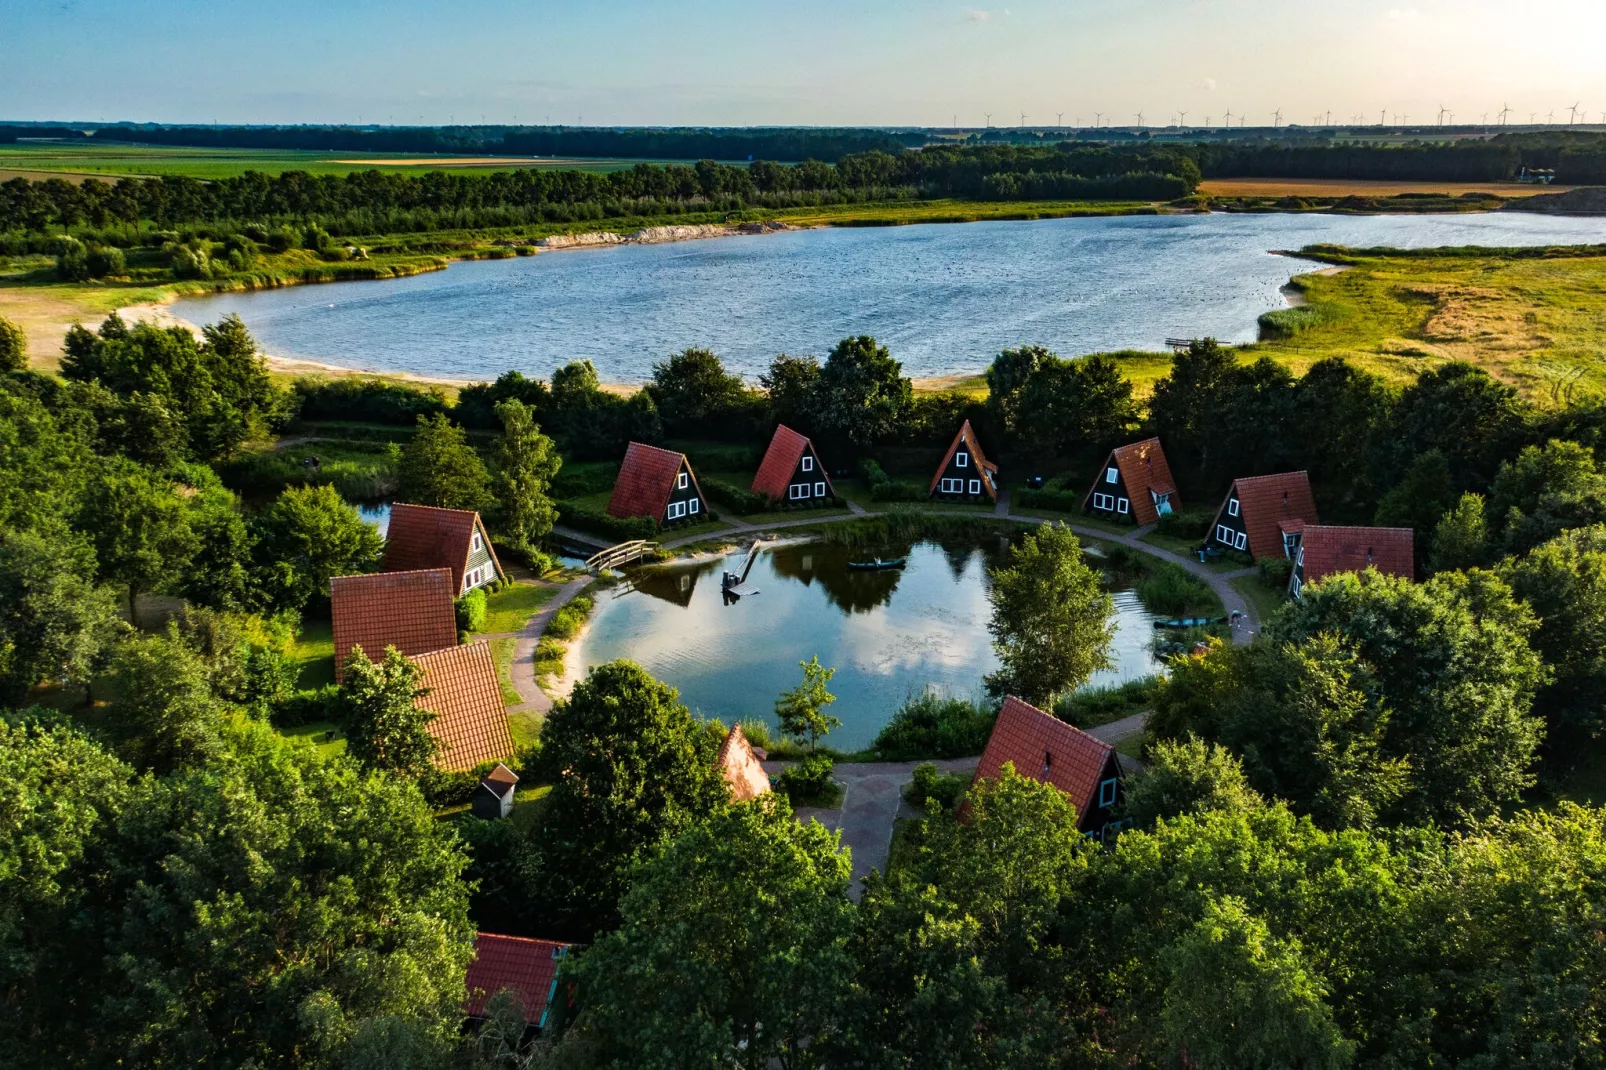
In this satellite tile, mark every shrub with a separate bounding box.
[86,243,125,278]
[54,236,90,281]
[702,477,769,514]
[418,767,481,807]
[168,240,218,279]
[1056,675,1161,728]
[1257,555,1293,589]
[1156,506,1213,541]
[270,684,340,729]
[558,503,657,542]
[292,377,449,425]
[456,587,487,633]
[776,752,838,807]
[904,761,969,811]
[266,225,299,252]
[860,458,924,502]
[543,596,594,641]
[1135,562,1216,616]
[872,693,997,760]
[550,463,619,499]
[736,717,773,751]
[1016,487,1084,512]
[1258,304,1337,340]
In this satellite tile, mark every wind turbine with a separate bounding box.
[1272,108,1282,128]
[1135,111,1145,128]
[1057,112,1064,128]
[1569,102,1582,124]
[1019,111,1027,127]
[985,112,992,127]
[1436,104,1447,125]
[1178,110,1188,127]
[1547,110,1555,124]
[1380,107,1388,126]
[1499,103,1512,125]
[1223,107,1233,128]
[1530,112,1539,124]
[1094,112,1102,127]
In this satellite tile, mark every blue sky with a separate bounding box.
[6,0,1605,127]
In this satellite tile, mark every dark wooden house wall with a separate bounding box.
[662,460,706,524]
[932,444,989,500]
[1086,457,1134,521]
[786,445,831,501]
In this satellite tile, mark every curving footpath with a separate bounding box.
[506,576,593,715]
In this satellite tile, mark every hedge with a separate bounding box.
[861,458,925,502]
[557,502,657,542]
[1015,487,1084,512]
[701,477,769,514]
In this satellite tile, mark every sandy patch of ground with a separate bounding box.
[1201,177,1575,198]
[1412,284,1548,357]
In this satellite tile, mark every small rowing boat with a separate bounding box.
[847,557,907,571]
[1152,615,1226,630]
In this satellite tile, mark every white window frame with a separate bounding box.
[677,472,689,490]
[667,501,686,521]
[1227,497,1240,518]
[1106,466,1119,484]
[688,497,699,514]
[1098,778,1118,809]
[940,477,963,494]
[1117,497,1130,515]
[790,484,807,500]
[968,479,981,495]
[801,455,814,472]
[1234,530,1248,551]
[471,531,483,552]
[814,481,826,497]
[1093,492,1114,511]
[1217,524,1234,545]
[956,451,969,468]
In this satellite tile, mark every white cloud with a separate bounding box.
[1202,77,1218,91]
[965,9,990,22]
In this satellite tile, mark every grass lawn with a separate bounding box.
[476,583,557,635]
[884,816,926,881]
[1231,575,1290,627]
[1105,727,1151,761]
[289,618,335,689]
[283,720,347,759]
[1138,531,1248,572]
[489,637,523,707]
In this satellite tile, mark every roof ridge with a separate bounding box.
[332,567,455,583]
[391,501,480,517]
[625,440,687,460]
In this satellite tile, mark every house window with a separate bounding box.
[814,482,826,497]
[667,501,686,521]
[471,531,483,552]
[1283,532,1297,556]
[1291,575,1303,598]
[1227,497,1240,518]
[1217,524,1234,545]
[941,478,963,494]
[1092,492,1114,511]
[1234,530,1248,551]
[801,455,814,472]
[688,497,699,514]
[968,479,981,495]
[1106,466,1119,484]
[956,452,969,468]
[1117,497,1130,515]
[677,472,689,490]
[790,484,807,500]
[1099,778,1118,808]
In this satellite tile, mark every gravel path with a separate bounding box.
[506,577,592,715]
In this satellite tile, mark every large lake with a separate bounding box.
[180,212,1606,383]
[567,538,1163,751]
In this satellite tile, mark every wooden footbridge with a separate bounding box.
[584,539,656,572]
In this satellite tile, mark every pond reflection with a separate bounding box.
[573,537,1165,750]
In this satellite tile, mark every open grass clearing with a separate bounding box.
[488,637,523,708]
[283,719,346,759]
[1230,575,1289,626]
[288,618,335,690]
[475,583,557,635]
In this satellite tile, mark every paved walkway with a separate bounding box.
[763,757,978,897]
[507,576,592,715]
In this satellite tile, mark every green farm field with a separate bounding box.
[0,140,695,180]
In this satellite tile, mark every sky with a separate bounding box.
[6,0,1606,128]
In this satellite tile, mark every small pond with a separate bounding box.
[569,536,1165,750]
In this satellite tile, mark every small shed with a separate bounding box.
[473,763,520,819]
[382,503,506,595]
[973,696,1126,837]
[1207,471,1319,559]
[607,442,707,527]
[751,425,833,505]
[1084,438,1178,525]
[929,420,998,502]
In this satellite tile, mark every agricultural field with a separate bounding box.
[0,140,689,180]
[1198,176,1574,199]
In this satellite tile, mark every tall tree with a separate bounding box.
[983,344,1051,436]
[647,347,748,432]
[1373,448,1459,540]
[396,413,494,512]
[1121,736,1265,827]
[563,796,855,1069]
[774,655,840,753]
[107,632,225,774]
[1429,492,1489,573]
[0,529,123,704]
[81,457,198,618]
[337,646,438,778]
[1500,524,1606,746]
[985,524,1114,705]
[250,483,384,612]
[0,316,26,373]
[812,335,910,449]
[761,352,821,431]
[1488,438,1606,554]
[1375,361,1533,494]
[529,661,730,934]
[491,399,560,550]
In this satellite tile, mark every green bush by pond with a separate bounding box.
[872,693,997,760]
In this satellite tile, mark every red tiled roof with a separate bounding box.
[382,503,503,593]
[717,724,772,801]
[1300,525,1416,585]
[1220,471,1319,559]
[410,642,515,772]
[928,420,998,500]
[1087,438,1179,525]
[751,425,832,503]
[974,696,1115,829]
[464,933,569,1024]
[607,442,690,521]
[330,569,458,682]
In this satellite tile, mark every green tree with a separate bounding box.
[0,530,124,704]
[0,385,96,538]
[250,483,384,612]
[337,646,438,778]
[1160,897,1354,1070]
[1147,338,1238,473]
[647,347,748,433]
[761,352,821,431]
[1488,438,1606,554]
[1500,524,1606,743]
[396,412,494,512]
[984,344,1051,435]
[107,632,225,774]
[985,524,1114,705]
[1429,491,1489,573]
[0,316,25,373]
[1269,568,1545,825]
[1376,361,1532,494]
[1016,353,1139,455]
[81,457,199,618]
[812,335,911,448]
[529,661,730,933]
[491,399,561,550]
[1373,448,1458,540]
[774,655,840,753]
[1122,736,1264,826]
[46,719,472,1067]
[565,796,855,1069]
